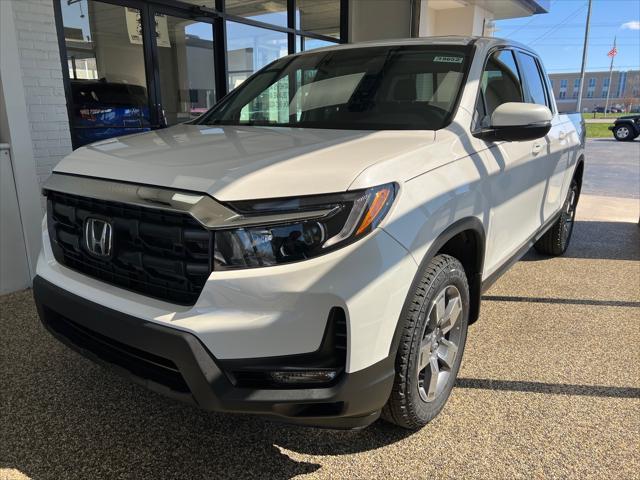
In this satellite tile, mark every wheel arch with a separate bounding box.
[574,154,585,196]
[388,216,486,357]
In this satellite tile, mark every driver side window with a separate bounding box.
[476,50,524,127]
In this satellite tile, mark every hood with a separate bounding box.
[53,124,435,201]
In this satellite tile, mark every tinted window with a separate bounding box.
[480,50,523,118]
[517,52,548,107]
[200,45,472,130]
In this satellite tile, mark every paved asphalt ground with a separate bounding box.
[1,139,639,480]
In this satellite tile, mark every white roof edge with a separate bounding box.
[291,36,539,56]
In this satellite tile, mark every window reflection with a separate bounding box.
[298,36,337,52]
[60,0,150,146]
[156,16,216,125]
[226,22,288,90]
[297,0,340,38]
[225,0,288,27]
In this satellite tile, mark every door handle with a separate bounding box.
[532,143,543,155]
[559,130,567,141]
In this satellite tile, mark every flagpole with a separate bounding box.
[604,36,616,115]
[576,0,593,113]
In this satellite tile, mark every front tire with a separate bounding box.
[613,125,634,141]
[382,254,469,430]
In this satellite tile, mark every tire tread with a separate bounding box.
[382,254,468,429]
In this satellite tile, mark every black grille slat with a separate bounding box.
[46,190,213,305]
[45,307,190,393]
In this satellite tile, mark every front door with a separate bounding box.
[478,49,550,275]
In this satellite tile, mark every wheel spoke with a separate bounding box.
[434,291,446,323]
[426,357,440,400]
[566,190,575,214]
[437,338,458,370]
[440,296,461,334]
[418,337,432,371]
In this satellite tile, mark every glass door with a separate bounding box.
[150,7,217,127]
[59,1,152,147]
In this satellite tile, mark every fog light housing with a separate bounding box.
[269,369,339,385]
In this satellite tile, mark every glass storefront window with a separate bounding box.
[176,1,215,7]
[57,0,344,149]
[225,0,288,28]
[156,15,216,125]
[297,36,338,52]
[297,0,340,38]
[59,0,151,147]
[226,21,288,90]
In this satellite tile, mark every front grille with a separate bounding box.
[44,306,190,393]
[46,190,213,305]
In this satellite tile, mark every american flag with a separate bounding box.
[607,46,617,57]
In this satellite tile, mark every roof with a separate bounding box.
[292,36,539,58]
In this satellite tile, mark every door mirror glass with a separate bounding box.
[477,102,552,141]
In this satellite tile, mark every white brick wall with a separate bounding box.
[10,0,72,188]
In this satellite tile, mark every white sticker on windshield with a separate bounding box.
[433,56,464,64]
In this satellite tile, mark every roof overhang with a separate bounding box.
[428,0,549,19]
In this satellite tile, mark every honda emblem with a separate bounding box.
[84,217,113,257]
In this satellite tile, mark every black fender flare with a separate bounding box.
[388,216,486,357]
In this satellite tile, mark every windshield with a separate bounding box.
[197,45,472,130]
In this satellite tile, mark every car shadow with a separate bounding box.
[0,305,412,480]
[521,220,639,262]
[588,137,638,143]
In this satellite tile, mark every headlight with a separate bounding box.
[213,183,397,270]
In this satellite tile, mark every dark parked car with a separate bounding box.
[592,106,624,114]
[71,80,151,146]
[609,115,640,141]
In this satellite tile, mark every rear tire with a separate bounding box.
[534,178,579,256]
[382,254,469,430]
[613,125,634,141]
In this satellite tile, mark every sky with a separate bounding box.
[494,0,640,73]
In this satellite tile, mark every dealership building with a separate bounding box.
[1,0,549,294]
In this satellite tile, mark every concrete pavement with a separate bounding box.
[1,139,638,479]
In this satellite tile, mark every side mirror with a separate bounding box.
[475,102,552,142]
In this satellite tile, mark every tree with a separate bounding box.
[621,74,640,112]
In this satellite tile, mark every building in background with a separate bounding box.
[0,0,549,294]
[549,70,640,113]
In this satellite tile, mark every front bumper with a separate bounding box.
[34,276,395,428]
[37,221,417,373]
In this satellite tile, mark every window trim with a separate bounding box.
[514,50,555,113]
[472,46,526,134]
[472,45,556,135]
[535,55,557,114]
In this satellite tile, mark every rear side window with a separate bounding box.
[479,50,524,119]
[516,52,549,108]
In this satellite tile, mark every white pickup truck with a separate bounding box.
[34,37,585,430]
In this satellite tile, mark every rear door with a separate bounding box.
[515,51,569,222]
